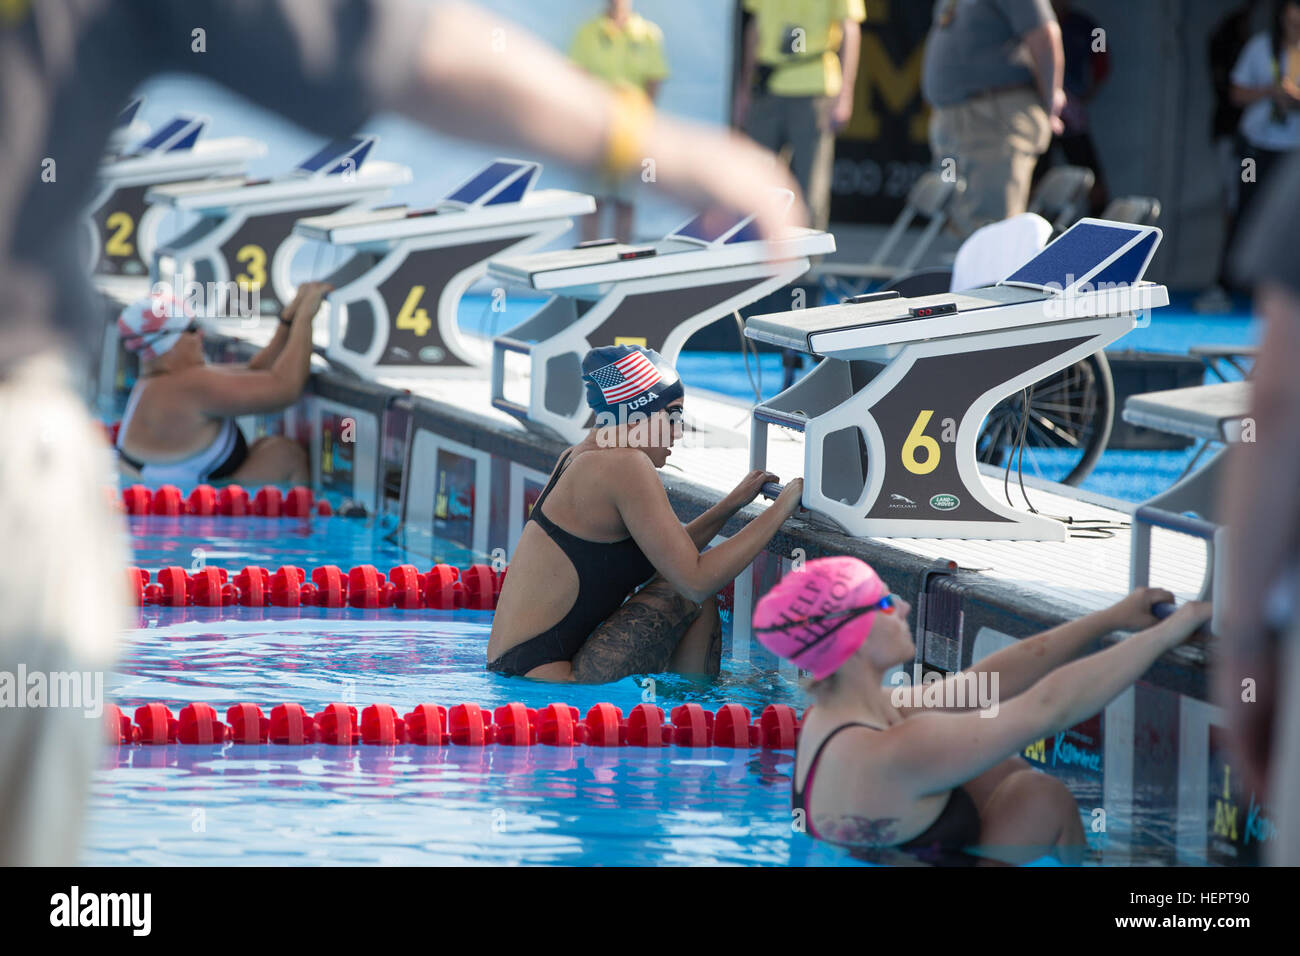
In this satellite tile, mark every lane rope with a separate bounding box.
[129,563,503,610]
[107,701,803,750]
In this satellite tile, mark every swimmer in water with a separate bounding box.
[487,343,804,682]
[114,281,330,487]
[755,556,1212,864]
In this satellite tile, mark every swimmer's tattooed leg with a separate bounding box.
[571,578,701,683]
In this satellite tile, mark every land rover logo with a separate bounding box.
[419,345,446,363]
[930,493,960,511]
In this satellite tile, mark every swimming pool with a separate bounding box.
[89,513,1222,866]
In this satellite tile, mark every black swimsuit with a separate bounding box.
[793,722,982,860]
[487,449,656,676]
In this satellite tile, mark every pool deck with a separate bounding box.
[186,313,1213,701]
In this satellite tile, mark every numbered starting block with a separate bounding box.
[87,113,265,280]
[147,136,410,317]
[292,159,593,374]
[488,189,834,443]
[746,219,1168,540]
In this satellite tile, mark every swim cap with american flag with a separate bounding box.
[581,344,684,418]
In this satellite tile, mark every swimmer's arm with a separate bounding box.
[185,284,326,416]
[245,321,290,371]
[899,587,1175,709]
[682,470,780,550]
[182,366,307,417]
[247,283,329,370]
[682,502,734,551]
[890,605,1209,794]
[614,455,792,603]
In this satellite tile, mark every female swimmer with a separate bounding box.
[487,343,803,682]
[755,555,1211,863]
[115,281,330,486]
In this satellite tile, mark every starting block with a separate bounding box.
[746,219,1168,541]
[147,136,409,316]
[87,113,265,280]
[488,189,835,443]
[1123,380,1251,633]
[292,159,593,373]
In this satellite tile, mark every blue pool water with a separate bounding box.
[89,515,1211,866]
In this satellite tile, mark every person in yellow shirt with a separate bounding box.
[570,1,670,242]
[734,0,865,231]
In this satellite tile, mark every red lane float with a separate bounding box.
[121,484,318,518]
[128,562,508,611]
[105,702,803,750]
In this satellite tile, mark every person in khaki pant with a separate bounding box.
[922,0,1066,238]
[735,0,866,232]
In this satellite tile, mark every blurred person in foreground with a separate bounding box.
[734,0,866,232]
[569,0,669,243]
[1218,152,1300,866]
[0,0,804,865]
[921,0,1065,239]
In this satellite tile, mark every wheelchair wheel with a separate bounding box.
[976,351,1114,486]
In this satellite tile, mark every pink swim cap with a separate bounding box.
[753,556,887,679]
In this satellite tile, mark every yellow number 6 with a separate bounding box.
[902,409,940,475]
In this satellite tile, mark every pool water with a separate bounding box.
[88,515,1214,866]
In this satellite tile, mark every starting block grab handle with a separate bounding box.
[1130,504,1220,613]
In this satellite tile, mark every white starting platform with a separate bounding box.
[745,218,1168,541]
[487,189,835,444]
[292,159,593,375]
[87,114,266,280]
[1123,380,1251,633]
[147,136,410,317]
